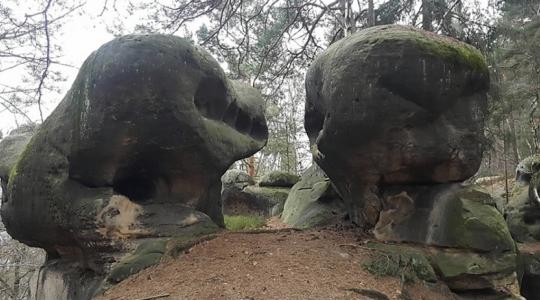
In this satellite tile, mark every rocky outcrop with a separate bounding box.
[364,242,521,298]
[373,184,515,252]
[0,124,37,203]
[1,35,267,300]
[221,169,290,217]
[281,165,346,228]
[518,243,540,300]
[505,154,540,298]
[305,25,518,297]
[516,154,540,184]
[259,170,300,188]
[506,185,540,243]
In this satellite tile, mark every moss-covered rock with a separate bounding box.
[222,178,290,217]
[517,243,540,299]
[505,185,540,242]
[364,242,437,283]
[427,248,518,292]
[281,165,346,228]
[305,25,489,226]
[451,187,515,252]
[221,169,255,190]
[0,125,37,179]
[374,184,515,253]
[1,35,268,300]
[0,125,37,203]
[259,171,300,188]
[107,240,167,283]
[360,26,487,73]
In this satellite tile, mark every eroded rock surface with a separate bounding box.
[505,154,540,298]
[0,124,37,203]
[221,169,290,217]
[305,25,518,297]
[259,170,300,188]
[1,35,267,300]
[281,164,346,228]
[305,25,489,226]
[518,243,540,299]
[373,184,514,252]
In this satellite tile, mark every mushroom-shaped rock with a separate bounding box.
[1,35,268,299]
[305,25,489,226]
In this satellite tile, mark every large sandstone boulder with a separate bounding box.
[259,170,300,188]
[373,184,515,252]
[1,35,267,299]
[364,242,521,298]
[221,169,290,217]
[281,165,346,228]
[505,156,540,298]
[305,25,489,226]
[518,243,540,299]
[304,25,519,297]
[506,185,540,242]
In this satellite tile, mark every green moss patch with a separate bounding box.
[446,188,516,252]
[363,242,437,283]
[428,250,517,280]
[107,240,167,283]
[360,25,488,73]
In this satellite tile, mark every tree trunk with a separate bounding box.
[247,156,256,177]
[422,0,433,31]
[367,0,375,27]
[347,0,356,34]
[506,116,521,165]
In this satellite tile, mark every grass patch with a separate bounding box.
[362,243,437,283]
[224,215,265,231]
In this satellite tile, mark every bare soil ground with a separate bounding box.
[96,221,420,300]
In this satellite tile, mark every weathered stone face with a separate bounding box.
[1,35,268,261]
[305,25,489,226]
[281,164,346,229]
[221,169,290,217]
[0,124,37,203]
[373,184,515,252]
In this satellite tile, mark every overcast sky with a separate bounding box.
[0,1,115,133]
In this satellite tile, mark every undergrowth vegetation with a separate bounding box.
[224,215,266,231]
[362,244,437,283]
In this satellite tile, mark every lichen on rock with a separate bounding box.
[1,34,268,300]
[305,24,489,227]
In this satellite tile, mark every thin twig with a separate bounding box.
[132,293,170,300]
[35,0,53,123]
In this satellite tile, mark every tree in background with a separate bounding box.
[479,0,540,177]
[0,0,82,126]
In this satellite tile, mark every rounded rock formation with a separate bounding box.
[1,35,268,299]
[305,25,489,226]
